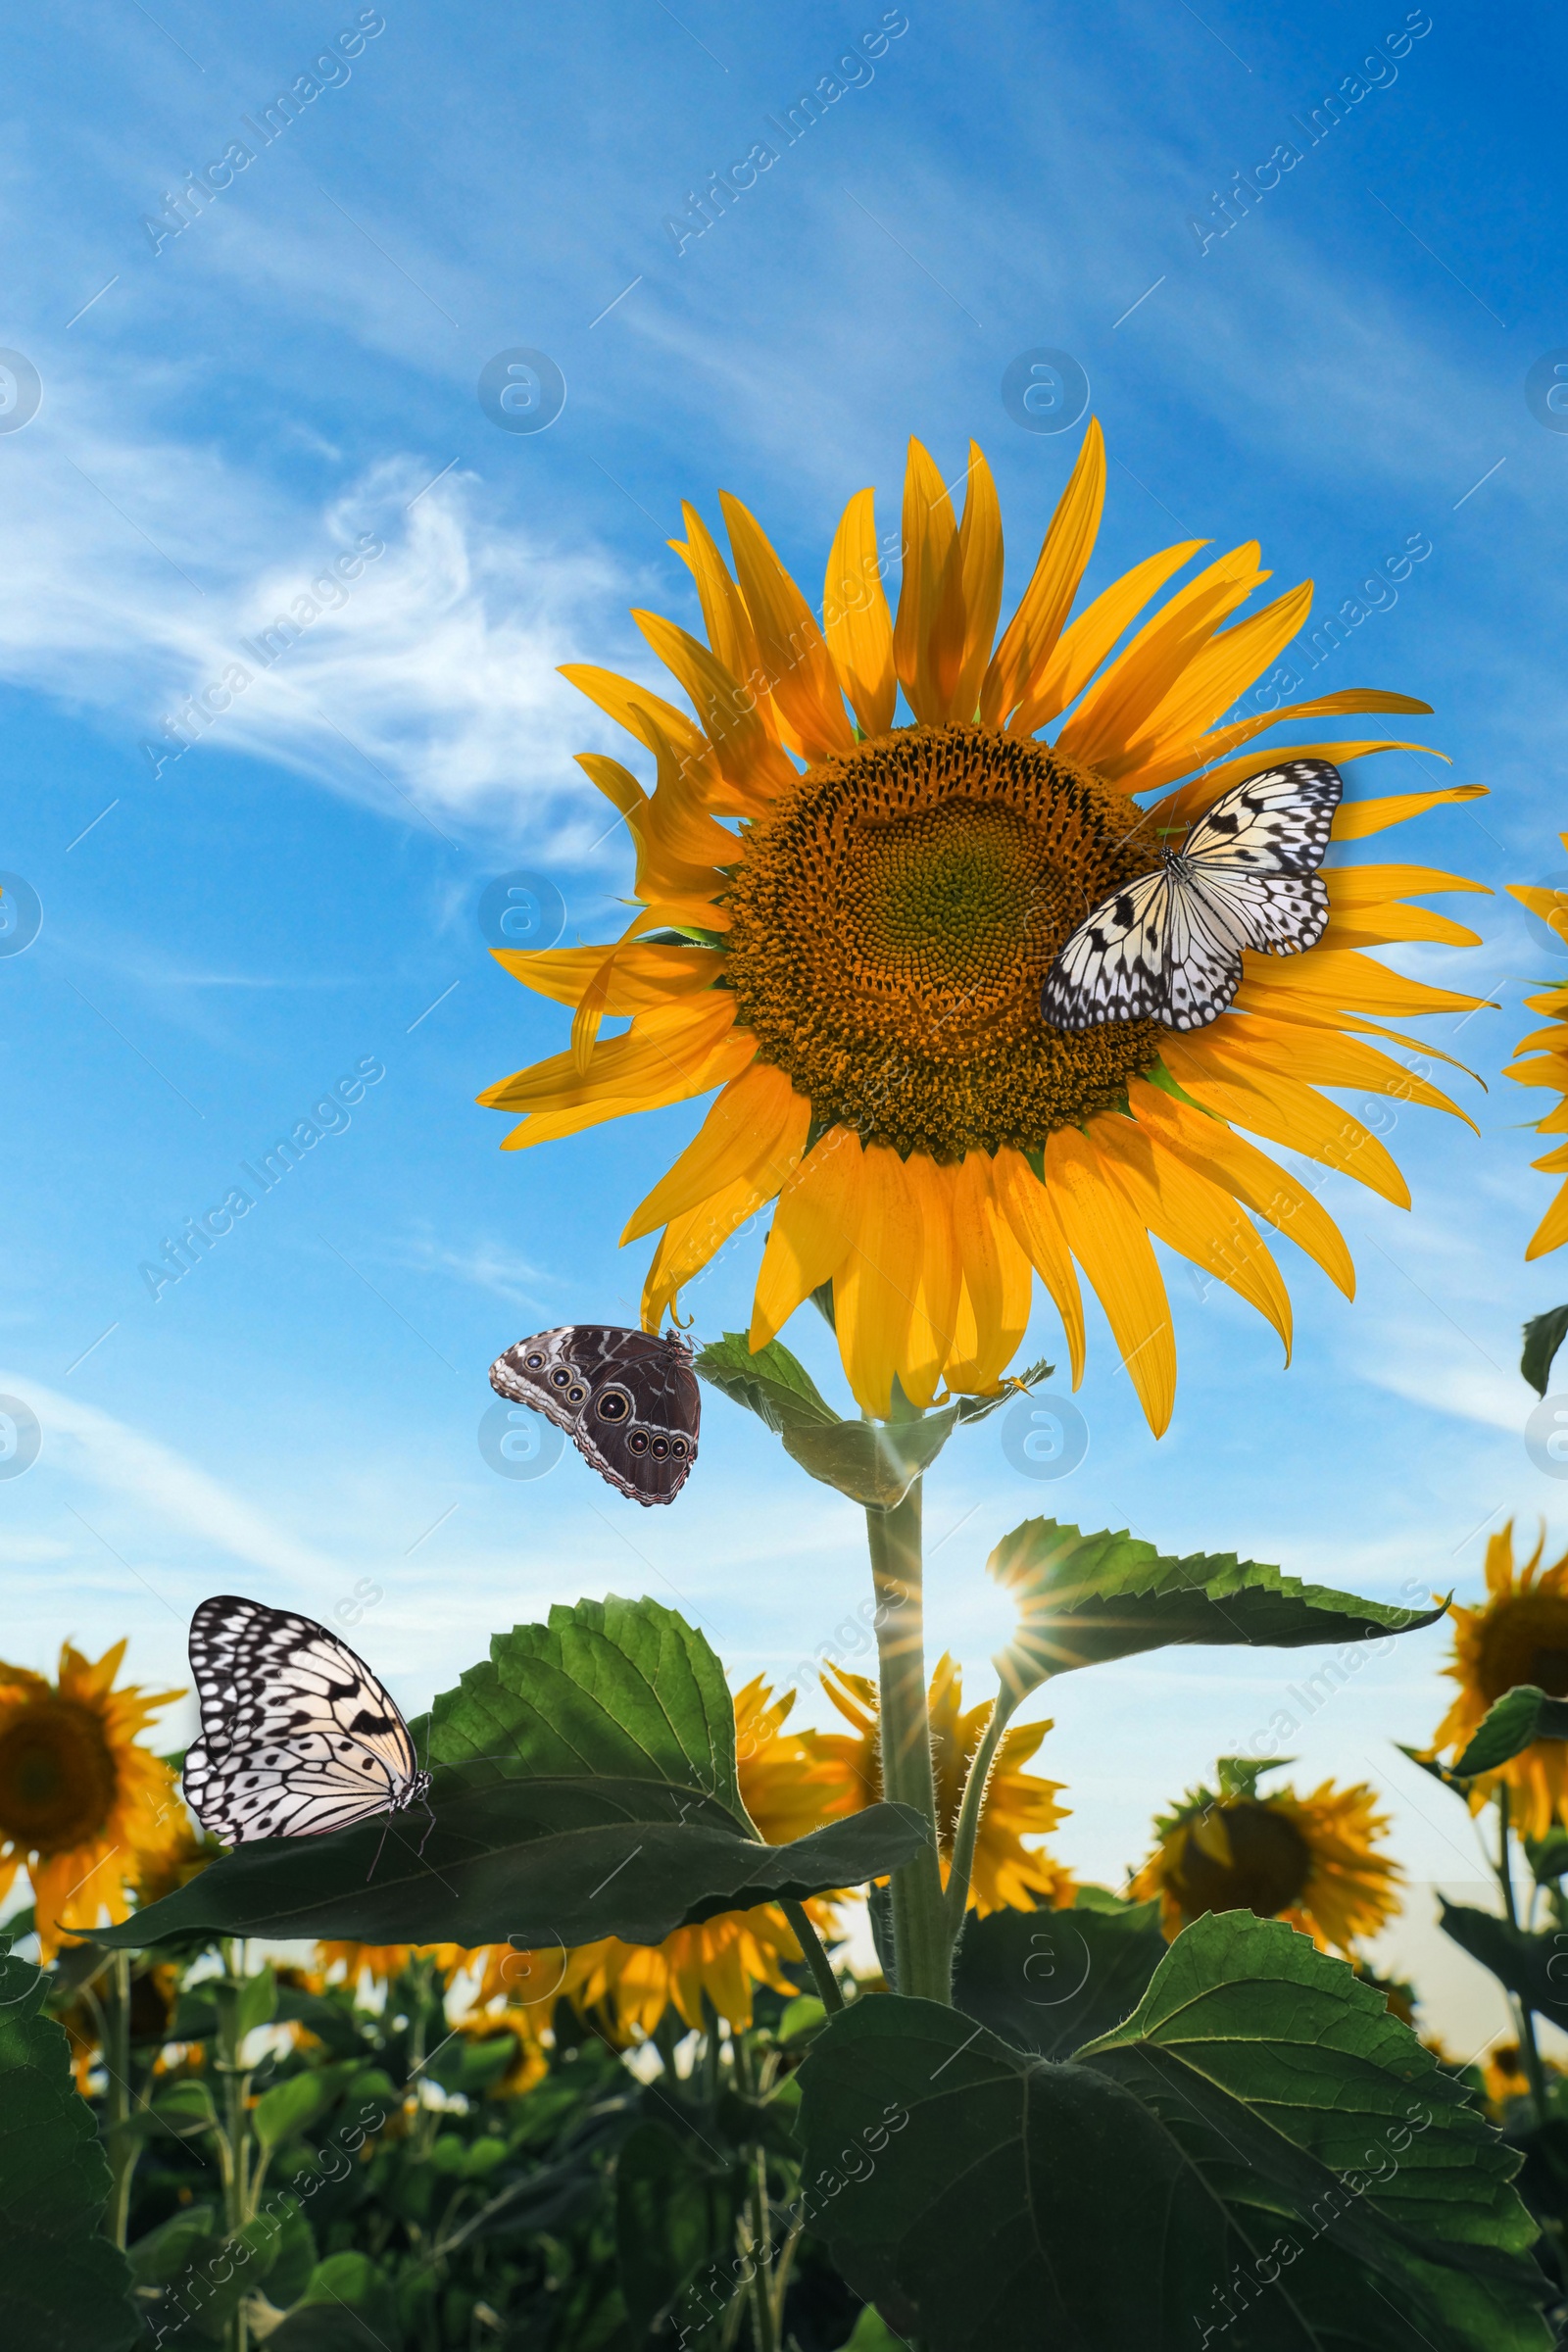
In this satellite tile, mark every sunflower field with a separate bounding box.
[14,430,1568,2352]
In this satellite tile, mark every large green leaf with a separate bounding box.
[798,1915,1549,2352]
[95,1783,927,1949]
[422,1594,746,1825]
[265,2251,403,2349]
[0,1944,140,2350]
[952,1897,1167,2062]
[695,1332,957,1507]
[1522,1305,1568,1397]
[1453,1687,1568,1776]
[989,1518,1446,1699]
[1438,1901,1568,2025]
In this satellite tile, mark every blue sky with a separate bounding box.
[4,0,1567,2033]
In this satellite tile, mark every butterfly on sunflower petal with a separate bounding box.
[182,1595,431,1845]
[1040,758,1345,1034]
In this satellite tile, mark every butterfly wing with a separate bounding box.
[1040,867,1173,1030]
[490,1327,699,1505]
[183,1595,423,1844]
[1184,759,1343,875]
[1157,869,1250,1031]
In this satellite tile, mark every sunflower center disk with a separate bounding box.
[0,1700,118,1853]
[1171,1802,1312,1922]
[726,723,1162,1157]
[1478,1593,1568,1701]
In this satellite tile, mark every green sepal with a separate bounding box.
[1453,1685,1568,1776]
[1522,1305,1568,1397]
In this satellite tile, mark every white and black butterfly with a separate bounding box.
[182,1596,431,1847]
[1040,758,1344,1034]
[489,1326,700,1506]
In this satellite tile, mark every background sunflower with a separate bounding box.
[0,1641,184,1960]
[482,427,1489,1433]
[1429,1520,1568,1838]
[1132,1755,1402,1955]
[800,1655,1072,1915]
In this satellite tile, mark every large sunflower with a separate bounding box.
[480,427,1488,1429]
[1429,1521,1568,1838]
[801,1655,1072,1914]
[0,1641,183,1960]
[560,1674,849,2035]
[1501,879,1568,1256]
[1132,1757,1401,1955]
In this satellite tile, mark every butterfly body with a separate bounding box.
[1040,758,1344,1034]
[489,1325,699,1505]
[183,1596,430,1845]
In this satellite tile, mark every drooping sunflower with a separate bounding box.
[1429,1521,1568,1839]
[314,1941,474,1989]
[480,427,1489,1430]
[1132,1757,1401,1955]
[0,1641,183,1961]
[559,1674,849,2036]
[1501,877,1568,1256]
[801,1655,1072,1914]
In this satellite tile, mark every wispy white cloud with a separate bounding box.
[2,1374,342,1581]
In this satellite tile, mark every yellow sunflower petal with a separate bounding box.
[823,487,897,735]
[1146,739,1447,833]
[1093,1115,1291,1356]
[1334,782,1486,839]
[496,942,724,1013]
[833,1141,917,1418]
[1233,947,1488,1024]
[1527,1184,1568,1261]
[992,1148,1087,1387]
[1044,1128,1176,1435]
[941,1152,1032,1396]
[893,436,965,726]
[719,491,855,761]
[901,1156,960,1409]
[1105,690,1434,802]
[1009,538,1205,736]
[750,1127,864,1348]
[622,1060,809,1242]
[952,443,1005,727]
[1098,579,1315,784]
[560,662,707,764]
[478,994,739,1115]
[1159,1037,1408,1209]
[1054,545,1265,769]
[643,1173,772,1330]
[1126,1079,1354,1298]
[981,418,1104,728]
[634,610,798,806]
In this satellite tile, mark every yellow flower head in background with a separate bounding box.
[0,1640,184,1961]
[802,1656,1072,1914]
[1132,1757,1401,1955]
[1430,1521,1568,1838]
[557,1674,849,2037]
[481,425,1489,1431]
[1502,872,1568,1256]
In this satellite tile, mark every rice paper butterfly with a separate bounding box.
[488,1326,700,1505]
[182,1595,430,1845]
[1040,758,1344,1035]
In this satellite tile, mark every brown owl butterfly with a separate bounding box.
[488,1327,700,1505]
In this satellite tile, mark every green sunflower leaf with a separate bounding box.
[989,1517,1446,1698]
[798,1914,1550,2352]
[695,1330,960,1506]
[1522,1304,1568,1397]
[1452,1685,1568,1776]
[93,1596,929,1949]
[264,2251,403,2350]
[1437,1901,1568,2025]
[0,1943,140,2350]
[952,1898,1167,2062]
[694,1331,839,1435]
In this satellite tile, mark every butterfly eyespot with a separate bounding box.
[525,1352,545,1368]
[550,1368,571,1387]
[671,1440,687,1457]
[566,1384,586,1404]
[628,1432,650,1453]
[652,1438,669,1457]
[597,1390,631,1421]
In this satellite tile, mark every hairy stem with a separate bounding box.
[102,1952,136,2248]
[944,1691,1019,1933]
[1495,1788,1552,2127]
[866,1472,950,2003]
[779,1898,844,2014]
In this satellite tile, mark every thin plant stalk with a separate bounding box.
[101,1951,137,2248]
[944,1692,1018,1932]
[865,1450,950,2004]
[1494,1787,1552,2126]
[779,1897,844,2014]
[733,2034,777,2352]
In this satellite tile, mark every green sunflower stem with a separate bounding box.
[944,1690,1020,1934]
[102,1950,136,2248]
[1494,1788,1552,2130]
[866,1465,951,2004]
[780,1897,844,2014]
